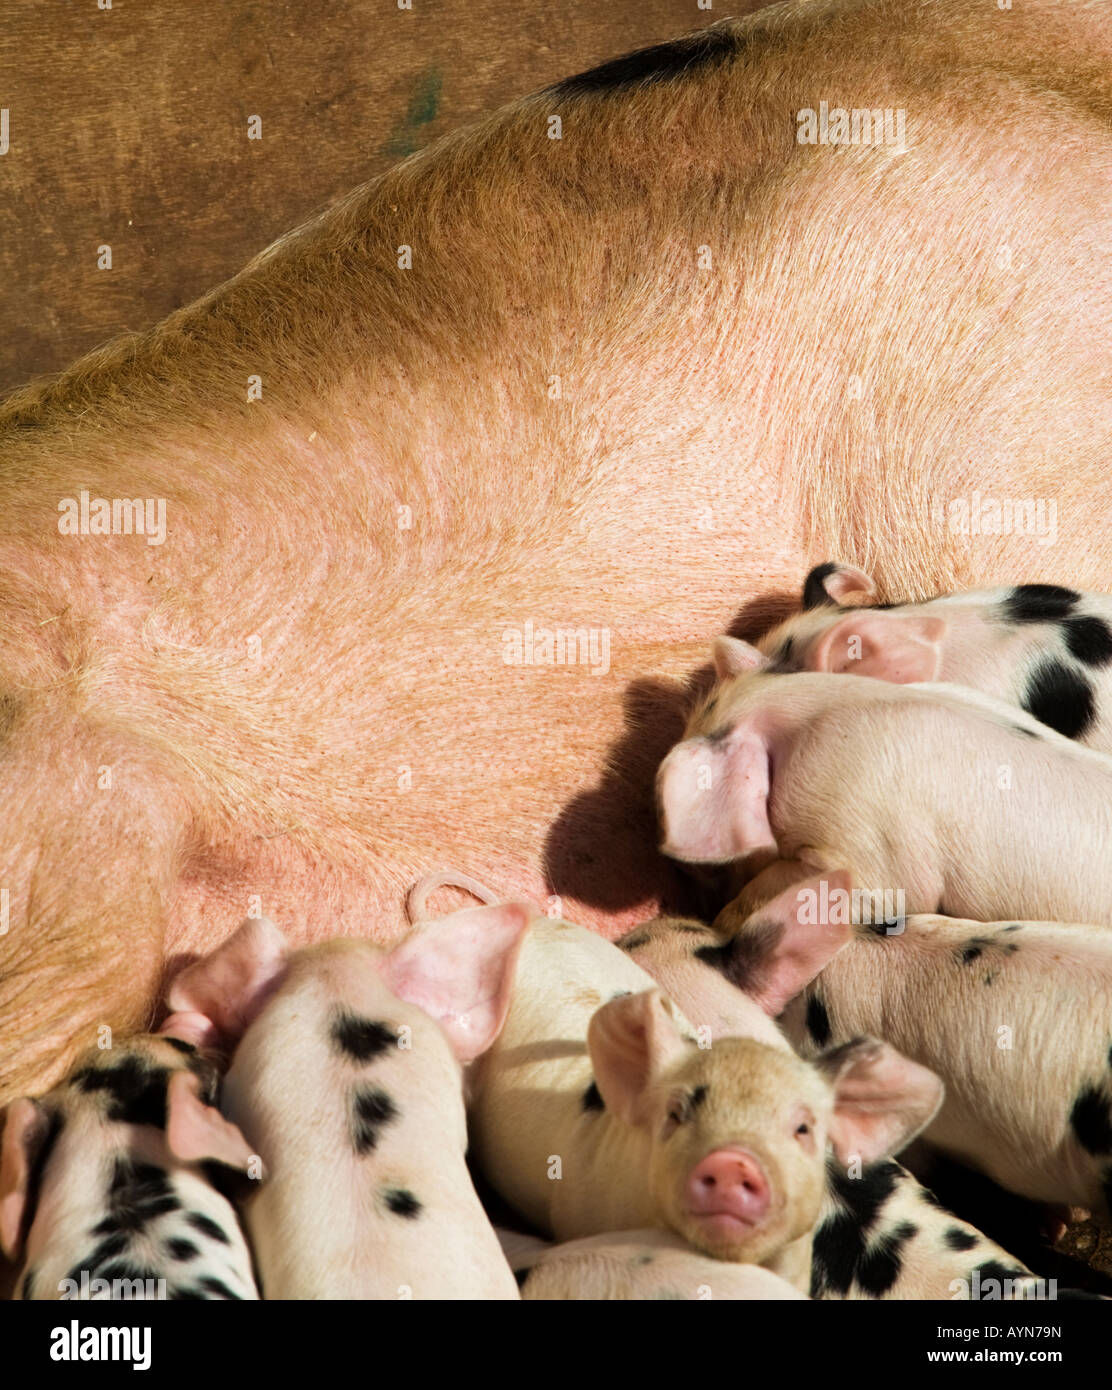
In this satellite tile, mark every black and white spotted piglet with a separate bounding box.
[163,912,528,1298]
[739,565,1112,751]
[717,870,1112,1221]
[0,1033,259,1300]
[620,911,1067,1300]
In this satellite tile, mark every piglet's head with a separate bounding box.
[0,1034,259,1268]
[163,904,534,1066]
[587,990,942,1270]
[754,562,946,683]
[618,915,793,1056]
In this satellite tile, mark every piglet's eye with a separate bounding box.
[792,1110,817,1148]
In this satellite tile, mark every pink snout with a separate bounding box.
[686,1148,771,1232]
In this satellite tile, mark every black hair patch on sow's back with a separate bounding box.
[548,28,739,98]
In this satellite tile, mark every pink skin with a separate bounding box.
[165,906,532,1299]
[659,665,1112,926]
[809,612,946,683]
[5,0,1112,1118]
[757,563,1112,755]
[685,1147,771,1235]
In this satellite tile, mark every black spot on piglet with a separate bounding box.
[186,1211,230,1245]
[69,1230,129,1284]
[97,1160,179,1234]
[350,1086,398,1154]
[1002,584,1079,623]
[74,1058,171,1129]
[1062,615,1112,668]
[693,941,731,974]
[331,1012,397,1063]
[200,1158,255,1205]
[802,562,841,610]
[383,1187,422,1219]
[943,1227,979,1252]
[1022,659,1095,740]
[856,1220,918,1297]
[197,1275,242,1300]
[811,1159,903,1298]
[1070,1084,1112,1155]
[582,1081,605,1113]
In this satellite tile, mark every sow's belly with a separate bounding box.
[159,624,732,965]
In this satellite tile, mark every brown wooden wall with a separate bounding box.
[0,1,763,394]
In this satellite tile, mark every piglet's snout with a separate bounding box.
[685,1147,770,1227]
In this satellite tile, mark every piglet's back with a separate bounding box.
[223,939,514,1299]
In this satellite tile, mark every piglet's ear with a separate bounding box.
[587,990,691,1129]
[819,1037,944,1165]
[165,917,290,1053]
[807,612,945,684]
[713,872,854,1016]
[158,1012,218,1049]
[0,1098,52,1263]
[712,636,766,681]
[380,902,535,1063]
[165,1072,261,1178]
[657,729,778,866]
[802,562,877,610]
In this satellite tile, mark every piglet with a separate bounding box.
[752,565,1112,751]
[619,911,1058,1300]
[712,870,1112,1220]
[657,662,1112,925]
[0,1034,259,1300]
[503,1228,808,1300]
[165,913,528,1299]
[433,896,942,1294]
